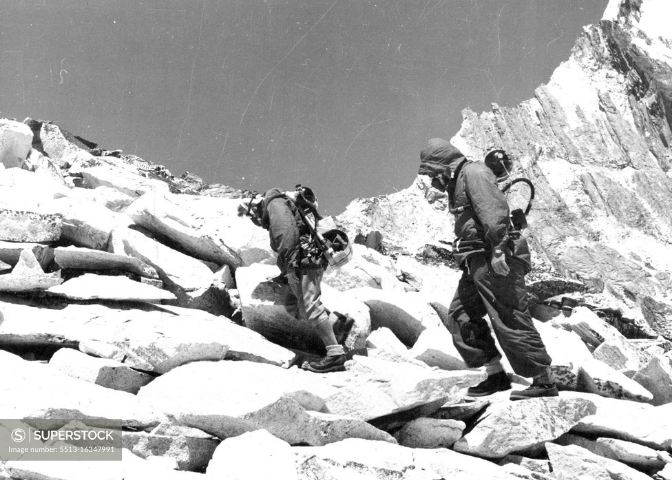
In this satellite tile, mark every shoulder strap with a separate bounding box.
[448,159,470,213]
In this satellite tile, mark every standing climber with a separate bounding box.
[418,138,558,400]
[240,186,352,373]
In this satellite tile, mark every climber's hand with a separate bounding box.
[491,250,510,276]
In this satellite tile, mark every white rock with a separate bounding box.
[397,417,465,449]
[0,350,166,430]
[572,394,672,450]
[345,287,443,346]
[121,448,205,479]
[366,327,409,356]
[75,162,171,198]
[122,426,218,472]
[324,355,486,421]
[206,430,296,479]
[631,354,672,406]
[50,197,129,250]
[138,194,275,266]
[322,244,405,292]
[595,437,667,470]
[546,442,651,480]
[453,395,597,458]
[67,184,136,212]
[125,191,241,267]
[295,438,520,480]
[0,208,62,243]
[46,274,176,303]
[395,255,462,301]
[579,357,653,402]
[53,246,158,279]
[137,360,392,445]
[4,460,123,480]
[108,227,213,292]
[0,299,295,369]
[409,327,467,370]
[0,249,63,292]
[0,240,54,271]
[49,348,153,394]
[0,120,32,168]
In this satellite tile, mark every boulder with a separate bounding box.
[122,424,219,472]
[395,254,462,301]
[53,246,158,279]
[37,121,92,163]
[533,318,595,390]
[121,448,206,479]
[295,438,520,480]
[397,417,465,449]
[108,227,214,292]
[130,194,274,267]
[0,249,63,292]
[4,460,123,480]
[631,355,672,406]
[51,197,129,250]
[453,395,597,458]
[0,167,71,207]
[572,395,672,450]
[595,437,667,471]
[124,191,241,267]
[345,288,443,346]
[552,307,622,351]
[0,350,166,430]
[366,327,409,356]
[0,298,295,369]
[236,264,370,354]
[0,208,62,242]
[0,240,54,270]
[578,358,653,402]
[499,455,552,476]
[0,119,32,168]
[545,443,651,480]
[322,244,405,292]
[137,360,393,445]
[46,273,176,303]
[323,355,485,421]
[49,348,154,394]
[68,184,136,212]
[409,327,467,370]
[75,162,171,198]
[206,430,296,479]
[593,340,646,376]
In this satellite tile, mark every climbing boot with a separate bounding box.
[467,371,511,397]
[332,312,355,345]
[303,354,346,373]
[509,381,559,401]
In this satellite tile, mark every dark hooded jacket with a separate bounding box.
[419,139,531,271]
[261,188,307,274]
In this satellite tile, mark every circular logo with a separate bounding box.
[11,428,26,443]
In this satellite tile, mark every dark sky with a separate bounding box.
[1,0,608,215]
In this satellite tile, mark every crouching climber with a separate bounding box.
[418,138,558,400]
[240,186,353,373]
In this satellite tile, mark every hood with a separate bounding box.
[418,138,467,177]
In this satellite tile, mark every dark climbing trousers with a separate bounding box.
[445,253,552,378]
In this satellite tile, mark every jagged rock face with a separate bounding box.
[337,0,672,334]
[336,176,452,255]
[452,0,672,298]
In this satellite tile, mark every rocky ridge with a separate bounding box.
[1,0,672,479]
